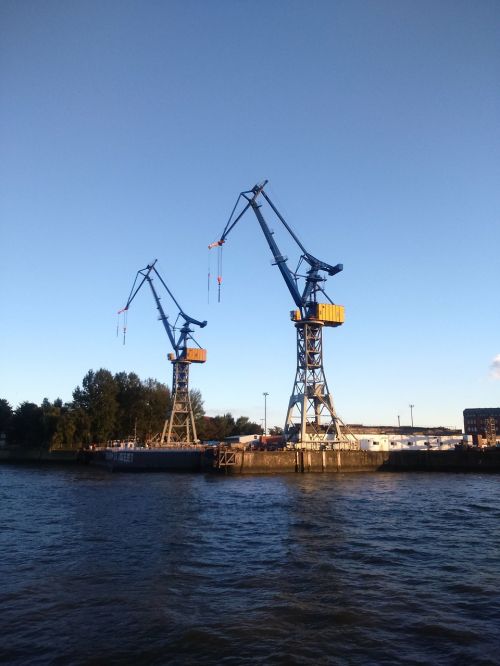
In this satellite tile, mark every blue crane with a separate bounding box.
[210,182,355,448]
[119,260,207,444]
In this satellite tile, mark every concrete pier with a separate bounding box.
[208,447,500,474]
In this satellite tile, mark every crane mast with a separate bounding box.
[119,261,207,445]
[210,183,356,449]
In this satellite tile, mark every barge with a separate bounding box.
[87,446,206,472]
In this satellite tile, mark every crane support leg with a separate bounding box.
[284,321,356,449]
[161,361,198,444]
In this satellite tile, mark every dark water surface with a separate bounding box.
[0,466,499,665]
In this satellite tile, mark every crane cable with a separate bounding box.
[207,248,211,304]
[207,244,223,302]
[116,308,128,345]
[217,244,223,302]
[122,310,128,345]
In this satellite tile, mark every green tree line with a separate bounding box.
[0,369,263,449]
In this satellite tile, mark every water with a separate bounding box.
[0,466,499,665]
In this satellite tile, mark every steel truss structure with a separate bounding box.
[162,361,198,443]
[285,321,352,448]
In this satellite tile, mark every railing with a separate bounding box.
[215,447,237,469]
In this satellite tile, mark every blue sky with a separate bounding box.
[1,0,499,430]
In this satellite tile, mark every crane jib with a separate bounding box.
[118,260,207,359]
[212,182,343,317]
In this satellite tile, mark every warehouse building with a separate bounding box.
[463,408,500,446]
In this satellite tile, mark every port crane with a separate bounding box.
[209,181,356,449]
[119,260,207,444]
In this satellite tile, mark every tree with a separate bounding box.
[41,398,63,447]
[51,404,91,449]
[114,372,145,440]
[232,416,262,436]
[73,369,118,443]
[51,407,76,449]
[0,399,13,441]
[190,388,205,436]
[197,413,264,441]
[142,378,171,440]
[198,413,235,441]
[11,402,45,448]
[3,368,210,447]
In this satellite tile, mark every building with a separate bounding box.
[463,408,500,446]
[357,433,463,452]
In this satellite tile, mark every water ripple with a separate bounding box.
[0,467,499,664]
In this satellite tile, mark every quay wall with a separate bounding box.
[210,448,500,474]
[381,447,500,473]
[209,449,391,474]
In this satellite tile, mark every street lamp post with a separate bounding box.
[397,415,400,429]
[409,404,414,429]
[263,392,269,436]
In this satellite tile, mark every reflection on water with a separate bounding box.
[1,467,499,664]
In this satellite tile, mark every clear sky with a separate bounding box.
[1,0,499,430]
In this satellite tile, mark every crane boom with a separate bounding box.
[145,275,177,351]
[119,260,206,358]
[210,181,343,319]
[247,183,303,310]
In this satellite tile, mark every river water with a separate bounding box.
[0,466,499,665]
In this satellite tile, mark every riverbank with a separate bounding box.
[0,448,79,464]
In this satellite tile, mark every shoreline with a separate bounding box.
[1,446,500,474]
